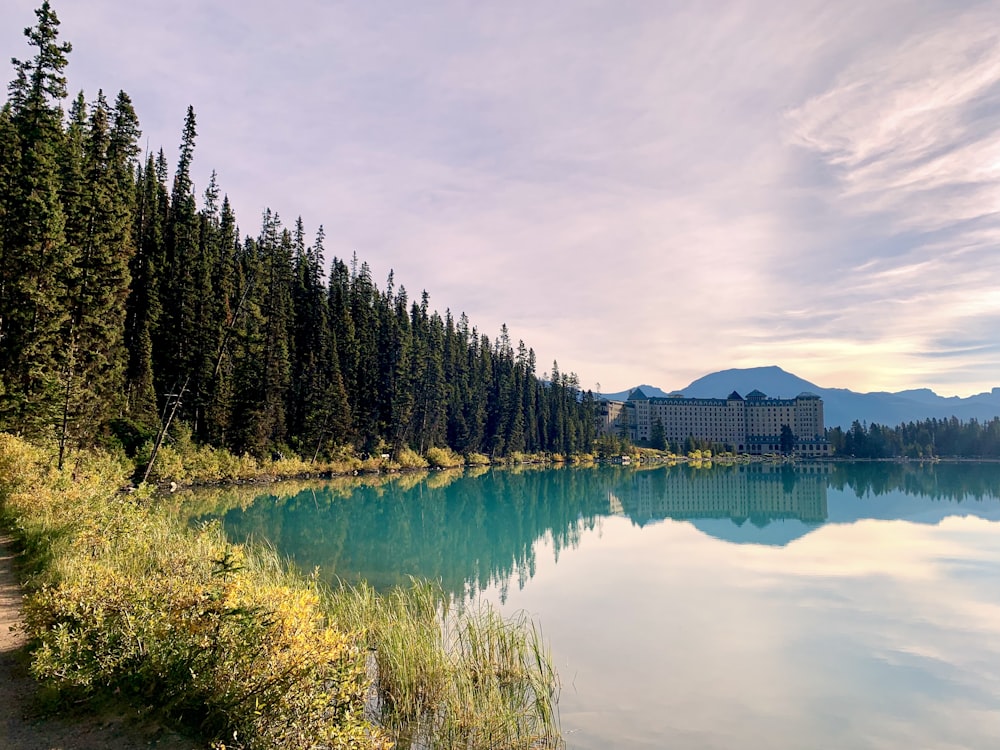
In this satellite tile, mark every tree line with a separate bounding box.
[0,3,598,465]
[827,417,1000,459]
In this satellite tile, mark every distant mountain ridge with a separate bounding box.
[600,384,672,401]
[601,366,1000,429]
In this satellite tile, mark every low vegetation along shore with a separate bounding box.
[0,434,562,749]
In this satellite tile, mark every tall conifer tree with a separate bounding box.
[55,90,140,462]
[0,1,74,437]
[124,152,166,429]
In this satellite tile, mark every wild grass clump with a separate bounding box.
[133,421,371,487]
[500,452,551,466]
[0,434,389,749]
[330,580,562,749]
[425,446,464,469]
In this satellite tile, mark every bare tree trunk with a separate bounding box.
[141,376,189,485]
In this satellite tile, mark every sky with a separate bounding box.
[3,0,1000,397]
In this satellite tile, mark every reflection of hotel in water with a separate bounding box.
[608,465,829,525]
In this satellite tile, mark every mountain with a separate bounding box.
[599,384,672,401]
[604,366,1000,429]
[683,366,817,400]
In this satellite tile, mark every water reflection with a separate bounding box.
[192,462,1000,599]
[186,462,1000,748]
[611,463,828,526]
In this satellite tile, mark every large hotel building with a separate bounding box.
[598,388,830,456]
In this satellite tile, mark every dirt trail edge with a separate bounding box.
[0,532,201,750]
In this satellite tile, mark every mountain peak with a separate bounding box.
[683,366,820,399]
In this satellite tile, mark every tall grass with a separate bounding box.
[330,580,562,749]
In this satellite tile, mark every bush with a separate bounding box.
[23,539,386,749]
[0,434,388,749]
[464,452,490,466]
[394,447,429,470]
[425,446,463,469]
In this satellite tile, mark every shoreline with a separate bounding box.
[147,451,1000,493]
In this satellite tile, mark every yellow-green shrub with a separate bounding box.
[0,434,388,749]
[424,446,463,469]
[395,447,429,469]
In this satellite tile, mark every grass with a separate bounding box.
[0,433,564,749]
[329,580,562,750]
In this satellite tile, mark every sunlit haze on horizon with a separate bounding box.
[3,0,999,397]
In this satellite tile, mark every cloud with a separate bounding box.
[3,0,1000,395]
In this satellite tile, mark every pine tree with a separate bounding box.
[347,257,379,449]
[188,171,225,440]
[0,1,74,437]
[55,90,141,461]
[155,106,200,407]
[202,194,240,445]
[328,257,358,445]
[124,152,166,430]
[230,211,293,455]
[289,223,349,458]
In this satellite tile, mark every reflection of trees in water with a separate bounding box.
[210,466,626,600]
[830,461,1000,502]
[199,462,1000,600]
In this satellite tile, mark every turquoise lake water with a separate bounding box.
[197,462,1000,748]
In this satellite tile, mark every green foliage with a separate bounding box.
[0,2,74,437]
[0,433,389,749]
[650,418,668,451]
[425,446,464,469]
[828,416,1000,459]
[593,432,633,459]
[779,424,795,455]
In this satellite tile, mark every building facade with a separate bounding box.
[606,388,829,456]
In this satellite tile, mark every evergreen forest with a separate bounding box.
[826,416,1000,459]
[0,3,599,467]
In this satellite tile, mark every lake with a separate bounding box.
[190,462,1000,749]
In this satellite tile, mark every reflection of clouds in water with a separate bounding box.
[750,518,1000,744]
[486,511,1000,749]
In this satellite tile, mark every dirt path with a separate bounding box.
[0,533,201,750]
